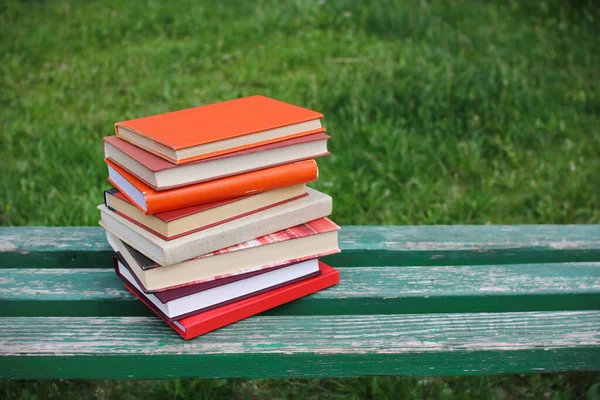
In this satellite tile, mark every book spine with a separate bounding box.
[103,188,119,210]
[161,192,332,265]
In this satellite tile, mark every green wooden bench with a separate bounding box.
[1,225,599,379]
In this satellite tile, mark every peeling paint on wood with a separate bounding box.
[2,225,600,268]
[1,263,598,316]
[1,226,600,379]
[1,312,599,379]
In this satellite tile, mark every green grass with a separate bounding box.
[2,374,600,400]
[1,0,599,398]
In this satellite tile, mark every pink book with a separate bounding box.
[104,132,330,190]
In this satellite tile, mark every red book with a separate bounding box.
[125,261,340,340]
[104,133,329,190]
[115,95,324,164]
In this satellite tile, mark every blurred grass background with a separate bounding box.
[1,0,599,398]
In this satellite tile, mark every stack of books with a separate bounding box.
[98,95,340,340]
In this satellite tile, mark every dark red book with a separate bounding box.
[114,251,300,299]
[116,256,322,321]
[125,261,340,340]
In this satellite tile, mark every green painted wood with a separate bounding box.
[0,227,109,269]
[2,226,600,379]
[2,312,599,379]
[2,225,600,268]
[2,263,599,317]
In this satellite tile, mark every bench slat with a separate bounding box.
[2,311,599,379]
[2,226,600,379]
[2,263,599,317]
[0,225,600,268]
[2,225,600,268]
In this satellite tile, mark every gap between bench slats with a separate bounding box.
[1,312,599,379]
[2,263,599,317]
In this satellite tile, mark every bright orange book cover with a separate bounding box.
[115,95,324,164]
[106,158,318,215]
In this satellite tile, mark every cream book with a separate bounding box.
[107,216,339,292]
[104,184,307,240]
[99,187,332,265]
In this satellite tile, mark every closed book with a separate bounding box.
[106,158,318,214]
[98,187,333,265]
[115,257,321,320]
[113,249,300,295]
[105,216,340,292]
[104,184,307,240]
[125,261,340,339]
[104,133,329,190]
[115,95,324,164]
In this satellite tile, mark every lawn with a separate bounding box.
[1,0,599,398]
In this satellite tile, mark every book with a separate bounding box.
[98,187,333,265]
[105,217,339,292]
[104,184,307,240]
[115,257,321,320]
[125,261,340,339]
[115,95,324,164]
[107,158,318,214]
[113,249,299,293]
[104,133,329,190]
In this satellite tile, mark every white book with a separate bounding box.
[99,187,332,265]
[115,258,320,320]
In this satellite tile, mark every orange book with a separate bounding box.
[115,95,324,165]
[106,158,318,215]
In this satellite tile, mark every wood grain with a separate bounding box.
[2,225,599,379]
[2,225,600,268]
[2,263,598,316]
[2,312,598,378]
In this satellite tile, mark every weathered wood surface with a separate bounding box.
[2,263,599,317]
[2,225,600,268]
[2,312,599,379]
[2,225,600,379]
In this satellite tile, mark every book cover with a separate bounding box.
[125,261,340,339]
[115,95,324,164]
[106,158,318,214]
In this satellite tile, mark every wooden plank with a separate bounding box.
[334,225,600,266]
[2,312,599,379]
[0,227,109,269]
[2,263,598,317]
[2,225,600,268]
